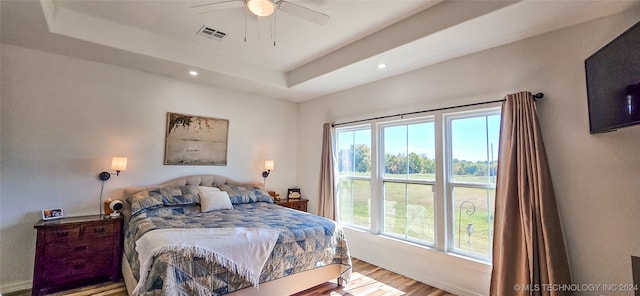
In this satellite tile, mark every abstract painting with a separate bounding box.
[164,112,229,165]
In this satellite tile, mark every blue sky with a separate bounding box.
[450,115,501,162]
[384,123,435,158]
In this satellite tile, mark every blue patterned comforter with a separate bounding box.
[125,202,351,295]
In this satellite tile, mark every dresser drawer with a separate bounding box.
[277,199,309,212]
[43,254,113,285]
[42,221,114,243]
[44,238,114,260]
[43,226,81,243]
[82,223,115,239]
[291,202,307,211]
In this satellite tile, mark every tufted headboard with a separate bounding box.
[121,174,260,225]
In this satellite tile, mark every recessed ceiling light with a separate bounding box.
[189,70,199,76]
[377,64,387,69]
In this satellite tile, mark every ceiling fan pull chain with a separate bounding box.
[270,11,273,41]
[244,9,248,43]
[273,10,277,46]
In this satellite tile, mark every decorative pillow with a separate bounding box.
[127,189,165,216]
[158,185,200,206]
[218,184,274,204]
[200,190,233,212]
[253,187,274,203]
[198,186,221,193]
[127,185,200,215]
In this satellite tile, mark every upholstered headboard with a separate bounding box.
[121,174,260,225]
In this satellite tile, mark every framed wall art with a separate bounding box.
[164,112,229,165]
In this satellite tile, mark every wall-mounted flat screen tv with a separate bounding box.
[585,20,640,134]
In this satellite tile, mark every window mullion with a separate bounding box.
[371,122,383,234]
[434,113,446,251]
[350,179,355,225]
[405,128,409,178]
[354,131,359,174]
[485,116,490,183]
[404,183,409,238]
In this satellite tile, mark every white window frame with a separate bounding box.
[335,125,373,231]
[378,118,437,247]
[444,107,501,262]
[334,105,501,264]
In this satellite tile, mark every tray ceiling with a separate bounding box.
[2,0,638,102]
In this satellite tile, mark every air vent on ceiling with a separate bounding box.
[196,25,227,41]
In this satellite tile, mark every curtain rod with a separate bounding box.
[332,92,544,127]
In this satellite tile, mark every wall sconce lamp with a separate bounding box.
[262,160,274,187]
[97,156,127,217]
[98,157,128,181]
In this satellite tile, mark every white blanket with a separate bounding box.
[133,228,280,295]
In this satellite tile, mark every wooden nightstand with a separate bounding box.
[32,215,122,296]
[276,198,309,212]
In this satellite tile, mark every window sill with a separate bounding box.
[342,226,492,273]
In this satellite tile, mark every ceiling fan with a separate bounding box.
[191,0,330,25]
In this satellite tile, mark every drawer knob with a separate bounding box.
[94,227,106,233]
[73,264,85,270]
[57,232,69,237]
[75,246,87,251]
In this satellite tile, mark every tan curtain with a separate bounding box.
[317,123,336,219]
[490,91,572,296]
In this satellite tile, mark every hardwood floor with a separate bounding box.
[292,258,457,296]
[4,282,127,296]
[7,258,456,296]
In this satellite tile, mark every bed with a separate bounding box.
[121,175,351,296]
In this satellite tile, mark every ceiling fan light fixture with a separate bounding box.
[247,0,275,17]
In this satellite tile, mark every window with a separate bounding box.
[336,127,371,229]
[335,106,501,263]
[447,111,500,260]
[382,121,435,244]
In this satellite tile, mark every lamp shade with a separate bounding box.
[247,0,275,16]
[111,157,128,171]
[264,160,274,171]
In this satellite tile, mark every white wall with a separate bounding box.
[298,8,640,296]
[0,44,298,291]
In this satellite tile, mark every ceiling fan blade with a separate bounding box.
[276,1,330,25]
[191,0,245,14]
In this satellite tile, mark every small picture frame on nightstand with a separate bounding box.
[42,208,64,220]
[287,188,301,199]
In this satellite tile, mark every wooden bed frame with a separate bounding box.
[122,256,341,296]
[121,175,344,296]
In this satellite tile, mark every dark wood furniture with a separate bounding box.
[276,198,309,212]
[32,215,122,296]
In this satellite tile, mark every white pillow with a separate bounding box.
[198,186,221,192]
[200,190,233,212]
